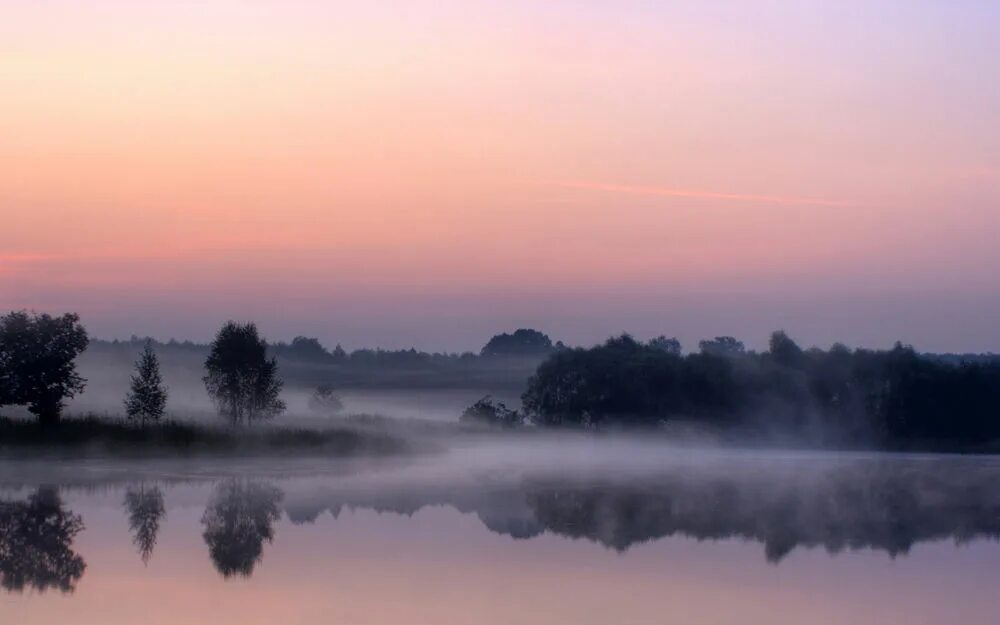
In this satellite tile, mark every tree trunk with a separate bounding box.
[38,406,61,427]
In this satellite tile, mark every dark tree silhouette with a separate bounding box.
[264,457,1000,563]
[768,330,804,367]
[522,331,1000,444]
[481,329,554,357]
[201,480,282,578]
[123,485,165,565]
[461,395,524,427]
[647,336,682,354]
[271,336,333,362]
[0,311,89,425]
[0,487,86,593]
[698,336,746,357]
[203,322,285,426]
[307,384,344,416]
[124,342,168,426]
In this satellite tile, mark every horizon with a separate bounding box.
[87,326,998,357]
[4,1,1000,352]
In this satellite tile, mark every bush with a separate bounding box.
[308,385,344,416]
[461,396,524,427]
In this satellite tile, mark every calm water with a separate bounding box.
[2,441,1000,625]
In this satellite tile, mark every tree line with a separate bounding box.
[5,309,1000,447]
[0,312,285,427]
[507,332,1000,446]
[8,454,997,593]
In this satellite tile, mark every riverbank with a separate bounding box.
[0,415,410,457]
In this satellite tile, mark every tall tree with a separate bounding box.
[203,322,285,426]
[0,311,89,425]
[201,480,282,578]
[123,485,165,565]
[124,342,168,426]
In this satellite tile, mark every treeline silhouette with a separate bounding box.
[274,457,1000,562]
[5,456,998,590]
[5,309,1000,449]
[519,332,1000,448]
[83,328,555,391]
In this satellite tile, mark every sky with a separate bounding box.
[2,1,999,352]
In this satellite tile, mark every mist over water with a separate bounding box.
[2,438,1000,624]
[8,327,1000,625]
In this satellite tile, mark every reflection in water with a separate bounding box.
[0,487,85,593]
[279,458,1000,564]
[123,485,165,565]
[1,455,1000,592]
[201,480,283,578]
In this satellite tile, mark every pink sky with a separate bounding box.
[2,1,999,351]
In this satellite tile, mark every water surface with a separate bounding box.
[3,443,1000,625]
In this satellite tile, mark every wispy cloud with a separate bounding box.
[554,180,860,208]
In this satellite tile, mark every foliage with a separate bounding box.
[647,335,682,354]
[307,384,344,416]
[83,334,549,392]
[0,311,89,424]
[698,336,745,357]
[461,395,524,427]
[481,329,554,357]
[271,336,335,362]
[201,480,282,578]
[124,342,168,426]
[523,332,1000,445]
[203,322,285,426]
[123,485,165,564]
[0,487,86,593]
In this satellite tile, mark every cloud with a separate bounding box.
[554,180,860,208]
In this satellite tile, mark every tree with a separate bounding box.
[0,311,89,425]
[481,329,554,357]
[648,336,682,354]
[0,487,86,593]
[123,485,165,565]
[461,395,524,427]
[273,336,331,362]
[698,336,745,357]
[769,331,804,368]
[308,384,344,416]
[201,480,282,578]
[203,322,285,426]
[124,342,168,426]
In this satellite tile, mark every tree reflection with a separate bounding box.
[0,487,85,592]
[201,480,282,578]
[519,462,1000,562]
[123,485,165,565]
[275,458,1000,563]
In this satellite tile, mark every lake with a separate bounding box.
[2,440,1000,625]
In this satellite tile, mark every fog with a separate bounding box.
[3,436,1000,565]
[66,356,499,424]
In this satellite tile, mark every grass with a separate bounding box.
[0,414,410,456]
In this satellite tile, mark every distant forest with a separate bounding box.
[518,333,1000,448]
[85,329,999,389]
[6,308,1000,450]
[84,328,559,390]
